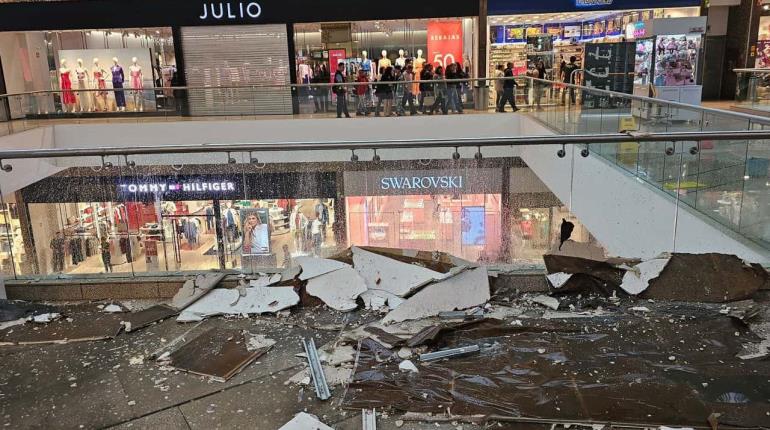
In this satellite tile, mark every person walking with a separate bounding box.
[401,63,417,115]
[448,62,464,114]
[493,64,505,112]
[418,63,434,114]
[333,62,350,118]
[498,62,519,113]
[100,236,112,273]
[377,66,395,116]
[429,65,448,115]
[355,69,369,116]
[561,55,579,105]
[533,60,547,109]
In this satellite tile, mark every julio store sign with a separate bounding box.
[199,1,262,20]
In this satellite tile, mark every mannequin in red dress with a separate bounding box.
[59,59,77,113]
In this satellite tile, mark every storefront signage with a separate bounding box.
[119,181,236,193]
[344,169,502,196]
[380,175,464,191]
[427,20,464,68]
[575,0,613,7]
[488,0,700,15]
[198,1,262,20]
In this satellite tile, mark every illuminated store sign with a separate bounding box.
[119,181,236,193]
[380,175,464,191]
[199,1,262,20]
[575,0,613,6]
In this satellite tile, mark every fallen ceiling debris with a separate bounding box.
[382,267,490,323]
[176,286,300,322]
[305,267,368,312]
[162,327,271,382]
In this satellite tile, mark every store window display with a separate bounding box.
[0,27,176,118]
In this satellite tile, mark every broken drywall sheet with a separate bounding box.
[251,274,282,288]
[382,267,491,323]
[171,272,226,310]
[296,257,350,281]
[287,364,353,387]
[245,333,276,352]
[360,289,404,311]
[306,267,367,312]
[278,412,334,430]
[546,272,573,289]
[528,295,560,310]
[177,287,299,322]
[352,246,446,297]
[620,257,670,295]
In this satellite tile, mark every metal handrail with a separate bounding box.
[4,75,769,126]
[0,130,767,161]
[733,68,770,73]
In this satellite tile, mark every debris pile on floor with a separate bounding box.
[3,245,770,429]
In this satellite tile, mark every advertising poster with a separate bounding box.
[328,49,346,82]
[606,16,623,37]
[505,26,525,43]
[461,207,486,246]
[241,207,271,256]
[544,24,562,38]
[760,16,770,41]
[427,20,464,68]
[526,25,544,37]
[490,25,506,44]
[757,41,770,69]
[563,24,582,39]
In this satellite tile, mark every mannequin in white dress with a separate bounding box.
[74,58,91,112]
[395,49,407,68]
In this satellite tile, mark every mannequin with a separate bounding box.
[360,50,372,76]
[378,50,391,71]
[413,49,426,94]
[111,57,126,111]
[59,59,77,112]
[92,58,109,111]
[74,59,91,112]
[395,49,407,68]
[128,57,144,112]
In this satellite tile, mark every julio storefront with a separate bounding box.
[344,168,503,263]
[15,170,337,277]
[0,0,479,117]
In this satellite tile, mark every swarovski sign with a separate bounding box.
[119,181,236,193]
[380,175,464,191]
[199,1,262,20]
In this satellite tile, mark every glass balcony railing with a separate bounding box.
[0,129,767,281]
[734,68,770,114]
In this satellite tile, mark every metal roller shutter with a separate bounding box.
[180,24,292,116]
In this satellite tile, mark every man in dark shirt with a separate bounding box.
[498,62,519,113]
[333,62,350,118]
[561,55,579,105]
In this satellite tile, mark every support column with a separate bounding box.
[213,199,226,270]
[500,163,512,263]
[477,0,488,79]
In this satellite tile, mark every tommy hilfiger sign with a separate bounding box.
[199,1,262,20]
[119,181,236,193]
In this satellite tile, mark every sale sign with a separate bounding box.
[328,49,346,82]
[427,20,463,69]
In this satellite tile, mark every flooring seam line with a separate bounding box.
[98,363,304,429]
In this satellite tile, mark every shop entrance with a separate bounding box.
[158,200,220,272]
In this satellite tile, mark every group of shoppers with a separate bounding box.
[332,60,469,118]
[492,55,579,112]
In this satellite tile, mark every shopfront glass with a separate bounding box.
[293,18,476,114]
[0,27,177,118]
[486,6,699,108]
[346,193,501,263]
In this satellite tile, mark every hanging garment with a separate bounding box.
[205,207,214,231]
[60,73,76,105]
